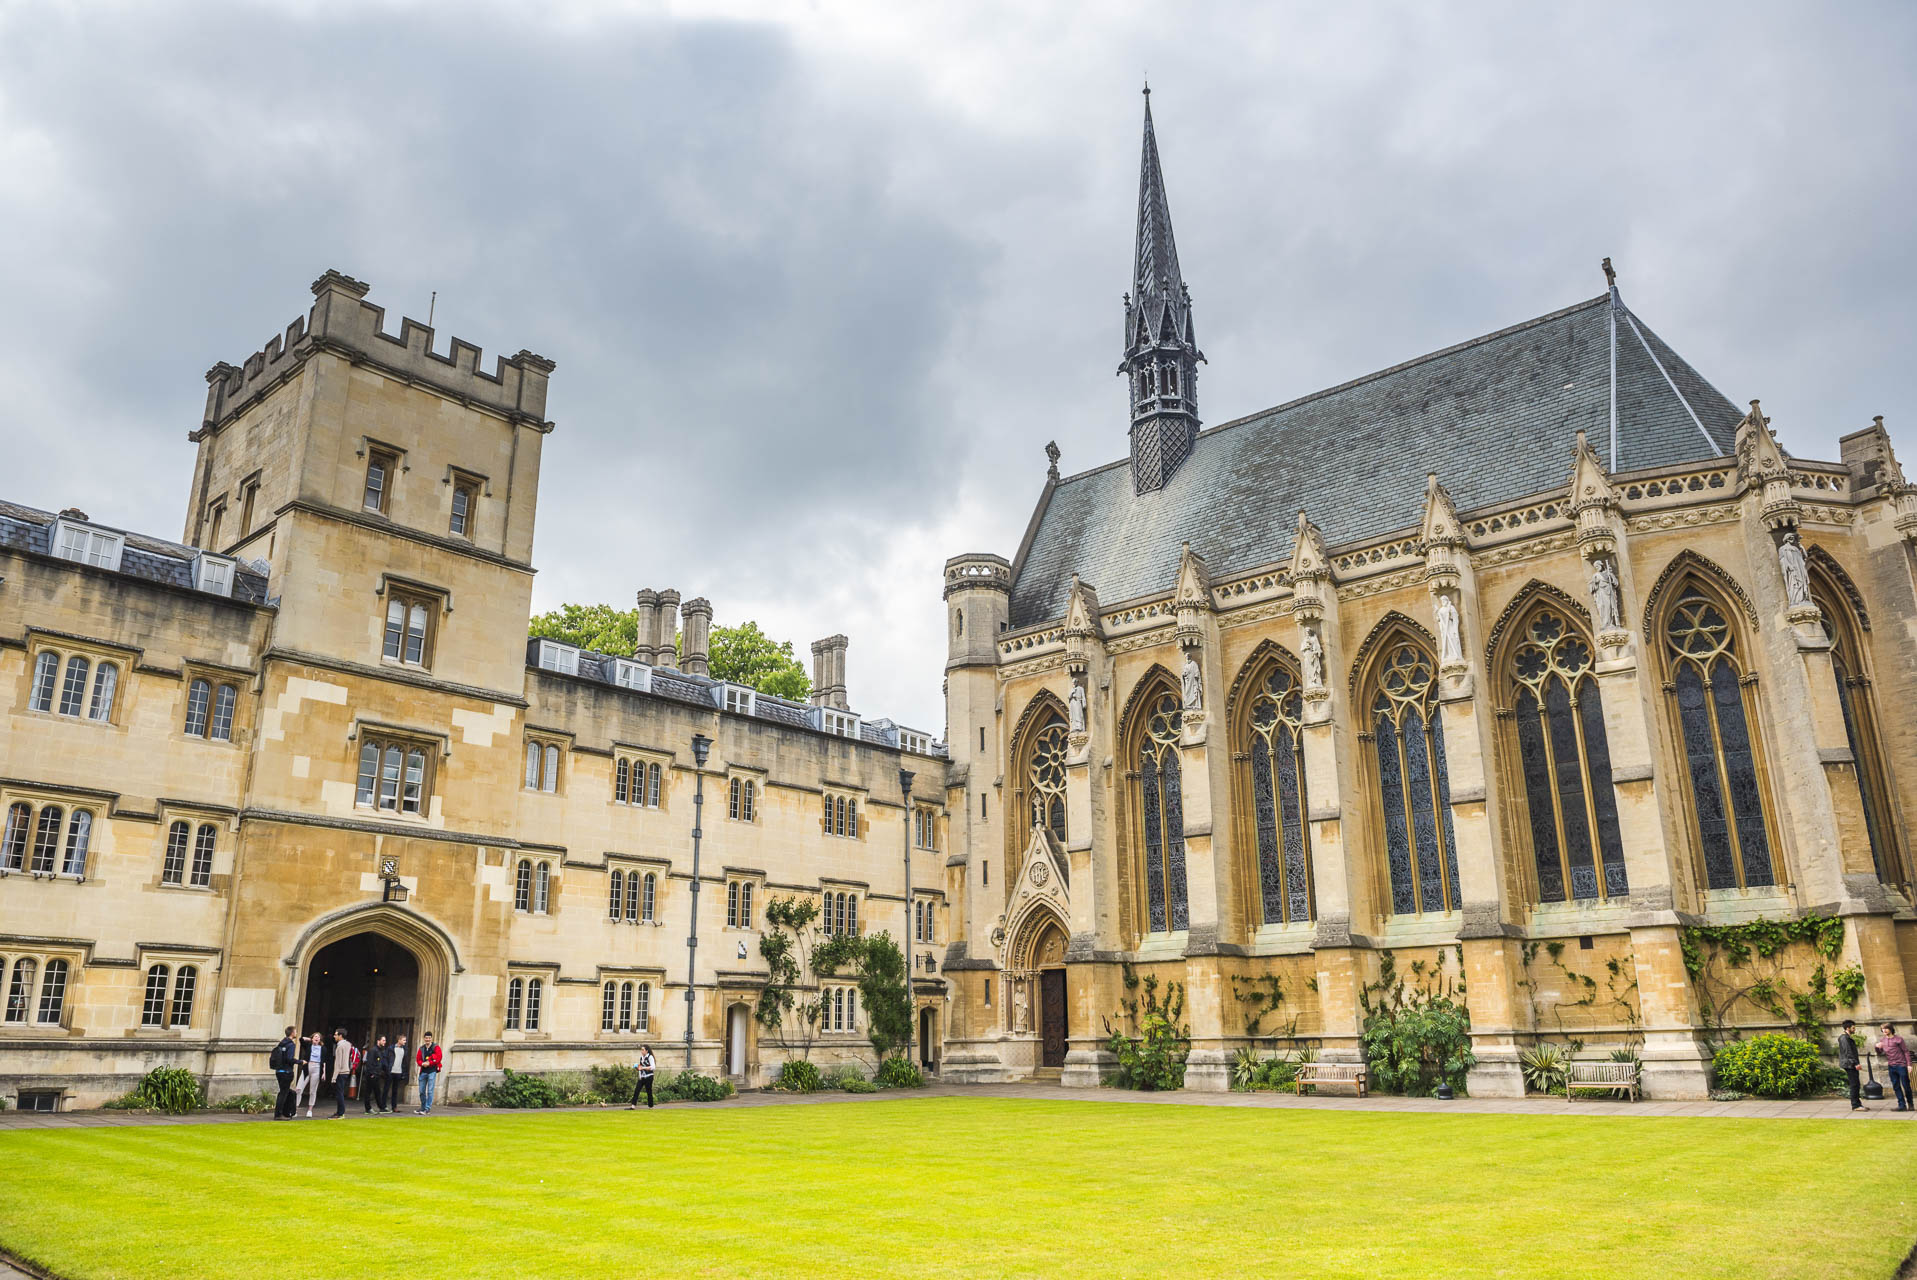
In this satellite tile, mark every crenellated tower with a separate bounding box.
[1121,88,1205,495]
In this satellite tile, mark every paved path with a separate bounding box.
[0,1081,1908,1129]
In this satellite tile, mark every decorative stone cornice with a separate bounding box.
[1734,400,1801,532]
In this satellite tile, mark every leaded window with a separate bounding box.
[162,821,189,884]
[609,870,625,920]
[1245,666,1313,925]
[30,806,62,875]
[525,978,543,1031]
[1029,719,1068,845]
[619,981,633,1031]
[184,679,211,736]
[87,663,118,721]
[189,823,216,887]
[29,651,58,712]
[58,655,91,717]
[209,684,237,742]
[5,958,36,1023]
[1815,579,1906,888]
[3,803,32,871]
[635,982,650,1029]
[1664,588,1775,891]
[534,861,551,913]
[61,810,92,877]
[505,976,522,1030]
[142,965,170,1026]
[641,873,656,922]
[1135,690,1188,933]
[168,965,194,1027]
[602,981,617,1031]
[515,860,532,912]
[1368,644,1461,914]
[37,959,68,1024]
[1506,609,1627,903]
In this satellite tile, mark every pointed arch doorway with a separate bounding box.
[1022,917,1071,1071]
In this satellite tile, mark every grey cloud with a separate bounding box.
[0,2,1911,732]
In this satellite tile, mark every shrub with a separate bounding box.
[658,1071,733,1102]
[212,1089,279,1114]
[1712,1033,1822,1099]
[875,1056,924,1089]
[1104,970,1190,1091]
[820,1063,868,1090]
[1360,999,1474,1097]
[1231,1046,1305,1092]
[1519,1044,1567,1095]
[473,1069,563,1109]
[590,1064,639,1102]
[107,1067,204,1115]
[842,1078,879,1094]
[775,1059,824,1093]
[544,1071,601,1106]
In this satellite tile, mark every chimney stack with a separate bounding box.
[654,589,682,666]
[679,597,714,676]
[632,589,661,664]
[809,634,849,710]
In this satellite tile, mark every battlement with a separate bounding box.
[943,552,1012,597]
[200,269,556,435]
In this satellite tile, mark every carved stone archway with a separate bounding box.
[286,903,460,1050]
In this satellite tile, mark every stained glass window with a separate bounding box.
[1664,588,1774,890]
[1245,666,1313,925]
[1816,582,1905,888]
[1136,691,1188,933]
[1506,609,1627,903]
[1028,719,1069,846]
[1369,643,1460,914]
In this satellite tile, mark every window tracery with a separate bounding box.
[1134,688,1188,933]
[1366,642,1460,914]
[1244,665,1313,925]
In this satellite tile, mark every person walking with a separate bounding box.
[363,1036,390,1114]
[331,1028,356,1119]
[1876,1023,1912,1112]
[415,1032,443,1114]
[1839,1019,1866,1111]
[270,1025,299,1120]
[627,1044,656,1110]
[297,1031,326,1117]
[388,1033,410,1112]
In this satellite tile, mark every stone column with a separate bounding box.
[633,589,661,665]
[809,636,849,709]
[1060,577,1120,1087]
[654,589,681,667]
[679,597,713,677]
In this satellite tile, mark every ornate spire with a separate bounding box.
[1121,87,1205,495]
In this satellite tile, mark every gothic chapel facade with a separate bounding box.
[938,94,1917,1096]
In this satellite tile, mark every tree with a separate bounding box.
[815,930,914,1060]
[528,603,638,655]
[755,895,825,1060]
[526,605,810,700]
[708,622,810,701]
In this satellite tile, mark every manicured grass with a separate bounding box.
[1,1098,1911,1279]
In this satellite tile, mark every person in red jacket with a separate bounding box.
[415,1032,443,1114]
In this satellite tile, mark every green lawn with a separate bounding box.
[1,1098,1911,1279]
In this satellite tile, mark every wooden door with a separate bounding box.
[1039,968,1067,1068]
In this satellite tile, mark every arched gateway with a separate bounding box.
[288,904,459,1049]
[1006,905,1070,1070]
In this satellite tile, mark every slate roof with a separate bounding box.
[0,498,271,605]
[1008,292,1741,628]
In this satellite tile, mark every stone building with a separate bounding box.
[938,93,1917,1097]
[0,271,949,1109]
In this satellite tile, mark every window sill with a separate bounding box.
[1132,931,1188,962]
[1527,898,1635,932]
[1377,911,1463,948]
[157,882,217,893]
[1248,921,1316,956]
[351,806,430,822]
[2,871,87,885]
[1699,887,1795,924]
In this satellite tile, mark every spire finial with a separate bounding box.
[1044,440,1061,482]
[1601,256,1617,289]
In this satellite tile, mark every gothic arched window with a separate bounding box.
[1810,566,1906,888]
[1366,642,1461,914]
[609,870,625,921]
[1663,584,1776,891]
[1133,687,1188,934]
[1504,607,1627,902]
[1243,664,1313,925]
[1028,718,1068,846]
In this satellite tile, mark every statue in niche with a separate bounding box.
[1435,592,1464,666]
[1181,649,1203,712]
[1590,556,1622,632]
[1301,626,1324,690]
[1777,531,1812,609]
[1068,680,1086,734]
[1013,980,1030,1034]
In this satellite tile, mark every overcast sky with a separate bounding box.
[2,1,1911,733]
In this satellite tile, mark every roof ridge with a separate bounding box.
[1045,292,1612,488]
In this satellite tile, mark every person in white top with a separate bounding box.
[296,1031,325,1117]
[627,1045,656,1110]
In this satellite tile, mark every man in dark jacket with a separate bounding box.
[1839,1019,1866,1110]
[363,1037,391,1114]
[269,1026,299,1119]
[388,1033,411,1111]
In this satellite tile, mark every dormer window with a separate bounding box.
[724,686,754,716]
[822,710,859,739]
[193,553,235,597]
[52,520,124,572]
[536,640,579,676]
[613,660,651,692]
[899,729,932,755]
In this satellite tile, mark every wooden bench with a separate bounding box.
[1565,1060,1639,1102]
[1294,1061,1368,1098]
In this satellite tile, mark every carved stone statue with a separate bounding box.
[1013,980,1030,1034]
[1300,626,1324,690]
[1068,680,1086,734]
[1435,592,1463,666]
[1181,650,1203,711]
[1589,557,1622,633]
[1778,532,1811,609]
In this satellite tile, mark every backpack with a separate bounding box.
[349,1045,362,1073]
